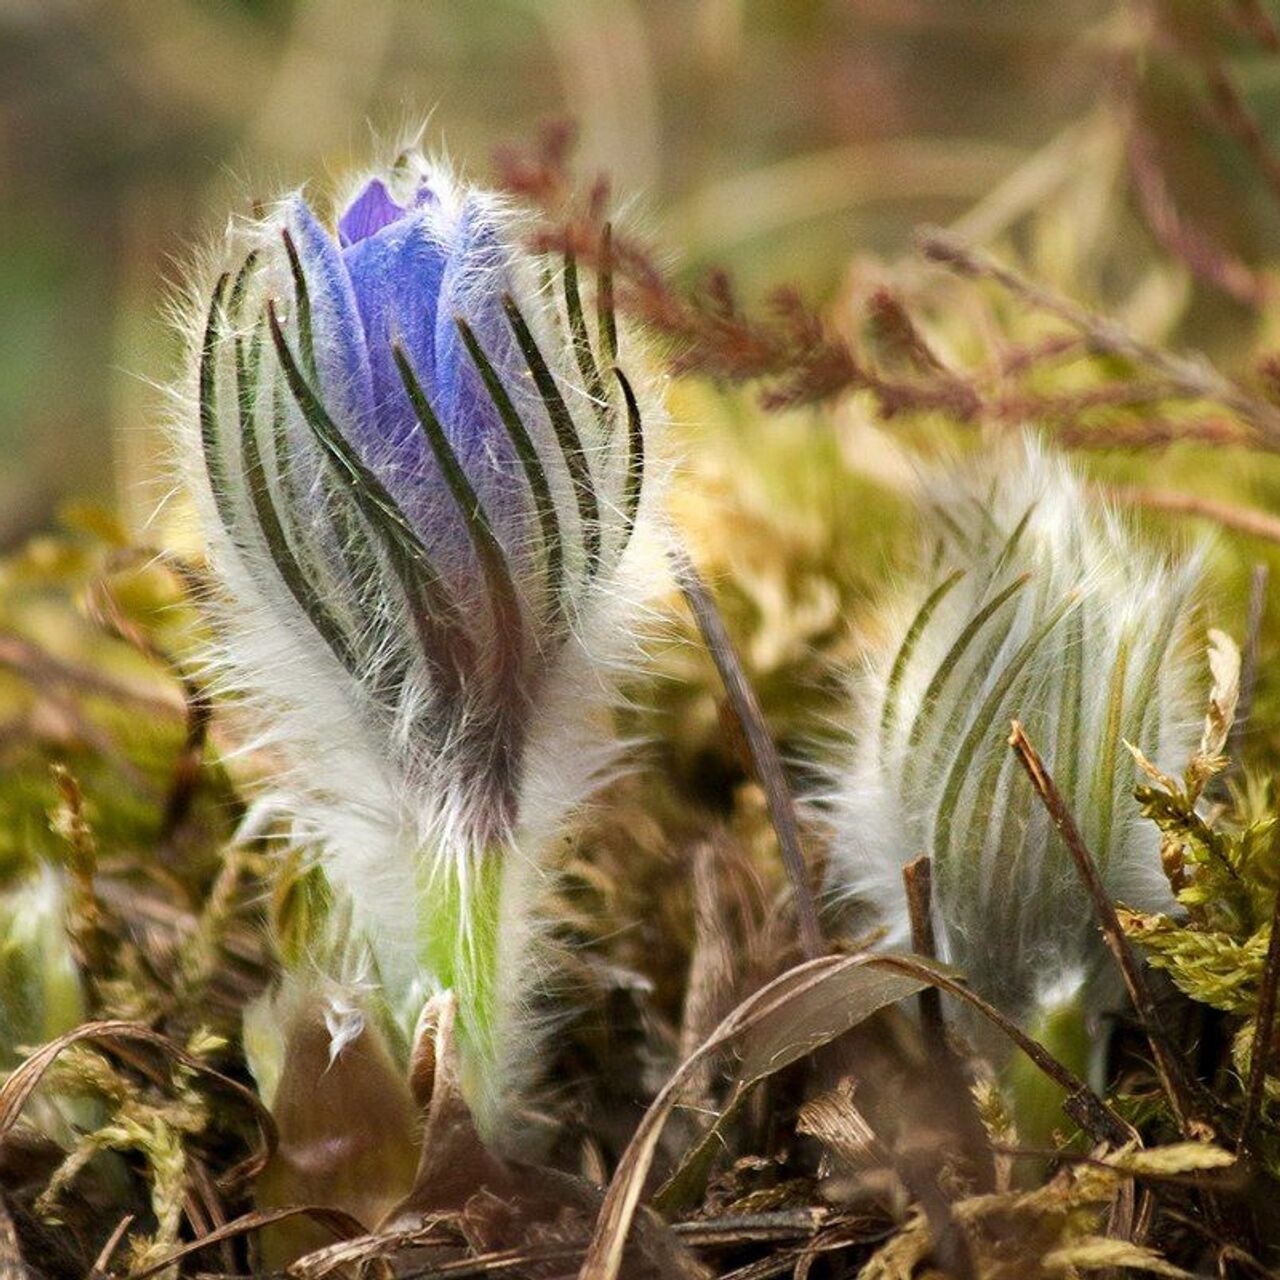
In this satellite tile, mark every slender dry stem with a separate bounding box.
[1007,720,1205,1139]
[903,855,947,1058]
[671,543,823,960]
[1105,486,1280,546]
[920,230,1280,448]
[1239,886,1280,1152]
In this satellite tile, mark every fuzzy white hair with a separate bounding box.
[168,148,671,1135]
[827,435,1200,1033]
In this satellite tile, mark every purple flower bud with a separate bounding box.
[182,151,666,1130]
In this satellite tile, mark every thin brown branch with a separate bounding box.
[1239,884,1280,1152]
[903,855,947,1055]
[919,229,1280,448]
[0,630,183,719]
[1126,122,1270,307]
[89,1214,135,1280]
[1007,720,1207,1139]
[670,543,823,961]
[1104,485,1280,545]
[1201,61,1280,210]
[902,854,997,1198]
[1231,0,1280,51]
[1054,417,1252,451]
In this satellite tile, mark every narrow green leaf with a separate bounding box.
[598,222,618,365]
[198,273,238,537]
[281,228,317,381]
[1092,632,1130,870]
[906,573,1031,762]
[562,251,608,419]
[393,344,524,650]
[986,501,1036,586]
[613,367,645,552]
[502,296,602,576]
[455,317,565,625]
[933,592,1078,880]
[880,569,964,744]
[1127,590,1186,757]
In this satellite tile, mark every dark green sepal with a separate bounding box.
[455,316,565,627]
[238,310,359,675]
[598,222,618,365]
[392,343,524,652]
[268,304,474,687]
[280,227,317,381]
[502,294,602,577]
[198,272,238,537]
[562,251,608,420]
[613,366,645,549]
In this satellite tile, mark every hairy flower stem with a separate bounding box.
[414,853,506,1111]
[1004,998,1090,1159]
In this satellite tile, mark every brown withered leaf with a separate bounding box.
[254,996,418,1264]
[579,952,937,1280]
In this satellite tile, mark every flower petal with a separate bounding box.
[432,199,528,528]
[341,208,449,530]
[285,196,376,434]
[338,179,407,248]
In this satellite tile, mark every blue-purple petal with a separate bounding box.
[340,210,449,525]
[285,196,376,435]
[432,201,527,522]
[338,179,407,248]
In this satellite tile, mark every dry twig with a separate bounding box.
[671,544,823,960]
[920,229,1280,448]
[1007,721,1207,1138]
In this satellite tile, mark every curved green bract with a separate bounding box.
[281,228,317,381]
[1090,633,1130,871]
[237,313,359,674]
[269,306,474,688]
[932,591,1079,885]
[562,251,608,420]
[613,367,646,556]
[598,222,618,365]
[455,316,566,628]
[198,273,237,536]
[393,344,523,654]
[502,295,602,578]
[880,569,964,743]
[904,572,1031,792]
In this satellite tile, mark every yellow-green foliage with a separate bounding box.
[1121,633,1280,1154]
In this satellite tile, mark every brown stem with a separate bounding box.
[903,854,997,1197]
[1105,485,1280,546]
[903,855,947,1056]
[1007,720,1206,1138]
[919,230,1280,448]
[1239,886,1280,1152]
[670,543,823,960]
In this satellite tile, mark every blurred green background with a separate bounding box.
[0,0,1120,535]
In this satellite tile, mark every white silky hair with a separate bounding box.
[168,148,672,1135]
[827,435,1201,1033]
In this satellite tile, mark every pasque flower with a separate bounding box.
[828,438,1200,1051]
[181,151,665,1131]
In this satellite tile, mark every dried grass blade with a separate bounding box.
[670,543,822,960]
